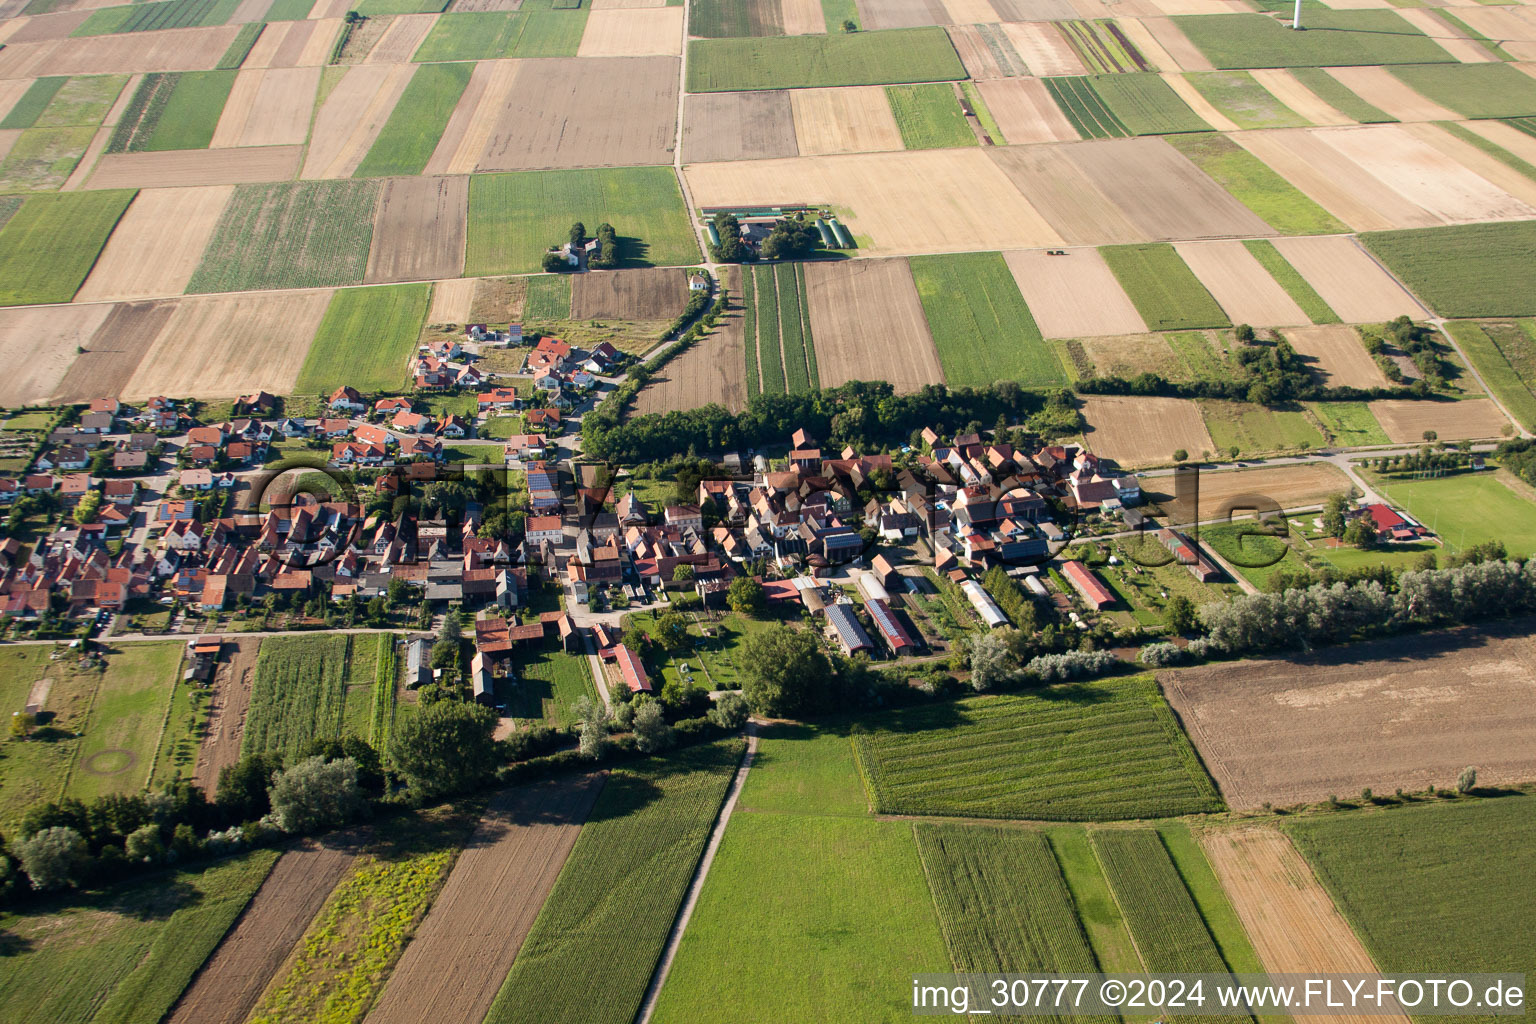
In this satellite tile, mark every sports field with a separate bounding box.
[1375,471,1536,556]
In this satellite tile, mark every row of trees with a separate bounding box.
[708,213,821,263]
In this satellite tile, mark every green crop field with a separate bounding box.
[465,166,697,277]
[1388,63,1536,120]
[962,80,1005,142]
[1287,796,1535,1023]
[295,283,429,395]
[737,721,868,817]
[218,20,264,67]
[107,73,175,153]
[1059,19,1149,74]
[910,251,1064,388]
[851,676,1223,821]
[32,75,127,128]
[1445,320,1536,430]
[1375,471,1536,556]
[886,82,976,149]
[241,634,351,760]
[1361,222,1536,318]
[1243,238,1342,321]
[1101,243,1230,331]
[1047,827,1145,973]
[775,263,817,391]
[1045,76,1129,138]
[0,125,98,192]
[741,263,760,396]
[501,643,598,727]
[75,0,239,35]
[0,849,279,1024]
[686,28,965,92]
[1200,399,1326,455]
[652,812,951,1024]
[187,178,381,293]
[1289,66,1395,122]
[1172,10,1455,69]
[486,740,743,1024]
[689,0,784,37]
[1169,134,1346,235]
[1156,823,1267,977]
[752,263,785,393]
[65,642,185,803]
[151,663,212,789]
[412,9,588,61]
[0,77,67,129]
[353,62,471,178]
[0,190,135,306]
[264,0,313,17]
[743,262,817,395]
[117,70,234,152]
[1186,70,1308,129]
[1307,400,1389,446]
[1088,73,1211,135]
[524,273,572,320]
[367,634,397,749]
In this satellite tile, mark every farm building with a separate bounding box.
[406,638,431,689]
[959,580,1008,628]
[1060,561,1114,610]
[855,571,890,605]
[825,602,875,656]
[1156,529,1221,583]
[868,599,918,656]
[1356,503,1429,541]
[472,652,494,705]
[613,644,653,693]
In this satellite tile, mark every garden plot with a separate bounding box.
[74,185,234,301]
[0,25,244,78]
[1367,398,1510,443]
[475,56,677,170]
[683,91,798,163]
[364,175,468,284]
[0,302,112,406]
[1233,128,1433,232]
[302,62,416,178]
[855,0,951,30]
[988,144,1146,243]
[570,266,688,320]
[1004,247,1146,338]
[51,299,175,403]
[423,58,518,176]
[1282,324,1391,388]
[803,257,944,391]
[121,289,332,399]
[1321,65,1456,123]
[365,12,440,63]
[788,86,903,155]
[1079,393,1214,467]
[86,144,301,188]
[634,268,747,413]
[1174,239,1309,327]
[241,17,341,67]
[946,24,1029,80]
[1001,21,1085,76]
[209,65,319,148]
[576,7,682,56]
[1161,626,1536,809]
[976,77,1078,142]
[1270,234,1425,323]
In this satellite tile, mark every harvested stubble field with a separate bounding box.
[946,24,1029,81]
[353,61,472,178]
[364,12,442,63]
[1166,132,1347,236]
[1387,62,1536,122]
[788,85,903,155]
[240,18,341,68]
[50,298,174,403]
[1281,324,1391,388]
[302,62,416,179]
[857,0,949,30]
[802,257,943,391]
[911,251,1063,387]
[683,90,798,162]
[633,270,747,413]
[86,144,302,188]
[423,59,517,175]
[0,189,134,307]
[1162,625,1536,810]
[75,185,234,302]
[1101,242,1230,331]
[0,25,246,78]
[975,77,1078,144]
[296,283,430,394]
[209,66,320,149]
[686,26,965,92]
[1174,239,1308,328]
[1268,234,1422,324]
[570,266,687,320]
[576,6,681,55]
[1004,247,1146,338]
[1148,462,1352,523]
[1361,221,1536,319]
[1079,393,1215,467]
[0,302,111,406]
[986,145,1146,244]
[1366,397,1509,443]
[364,175,468,284]
[852,676,1224,821]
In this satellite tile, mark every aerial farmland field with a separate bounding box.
[910,251,1063,388]
[686,27,965,92]
[294,282,429,394]
[0,189,135,305]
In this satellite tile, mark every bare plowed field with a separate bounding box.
[683,91,798,163]
[685,150,1062,254]
[1402,121,1536,214]
[0,303,112,407]
[242,18,340,69]
[1282,325,1391,388]
[1003,247,1146,338]
[362,775,607,1024]
[167,832,368,1024]
[1322,66,1458,123]
[424,58,518,176]
[1079,393,1214,467]
[192,637,259,794]
[1269,235,1425,323]
[577,7,683,56]
[991,0,1074,20]
[0,26,242,78]
[789,86,903,156]
[856,0,950,29]
[803,258,944,391]
[1149,461,1352,525]
[781,0,824,33]
[1161,624,1536,809]
[75,186,235,302]
[634,267,742,413]
[303,63,416,179]
[364,175,469,284]
[4,12,90,44]
[51,299,174,404]
[947,25,1023,80]
[1062,137,1273,241]
[571,266,687,320]
[1174,239,1309,327]
[1368,398,1510,443]
[976,78,1078,143]
[87,146,302,189]
[988,145,1147,244]
[366,13,439,63]
[429,276,476,323]
[122,290,332,400]
[1000,21,1084,76]
[210,67,321,149]
[1233,129,1418,233]
[477,57,676,171]
[1249,68,1353,126]
[1203,828,1405,1024]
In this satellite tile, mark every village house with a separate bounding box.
[329,386,367,413]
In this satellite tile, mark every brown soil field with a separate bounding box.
[428,277,477,324]
[633,282,747,413]
[1248,68,1352,125]
[1004,247,1146,338]
[570,266,688,320]
[1282,324,1392,388]
[476,57,677,171]
[5,10,89,43]
[988,145,1147,243]
[1269,235,1426,324]
[0,129,17,163]
[366,12,439,63]
[1461,118,1536,169]
[1161,72,1239,131]
[1233,129,1424,232]
[1112,17,1175,72]
[364,175,469,284]
[51,300,175,403]
[0,26,243,78]
[803,258,944,391]
[167,832,368,1024]
[242,19,339,69]
[947,25,1021,81]
[1323,65,1459,122]
[685,150,1062,254]
[1367,398,1511,442]
[940,0,995,22]
[424,58,517,176]
[61,124,112,191]
[1001,21,1085,75]
[303,63,416,178]
[990,0,1074,20]
[1148,462,1353,527]
[577,7,683,56]
[1161,623,1536,809]
[87,146,302,189]
[469,276,526,325]
[0,79,32,121]
[780,0,824,33]
[977,79,1078,143]
[211,66,321,149]
[0,304,113,407]
[1174,239,1309,328]
[1063,136,1273,240]
[1203,827,1406,1024]
[856,0,949,29]
[75,186,235,302]
[1399,120,1536,214]
[122,290,333,400]
[789,86,903,156]
[683,91,798,163]
[1136,15,1212,71]
[362,776,607,1024]
[192,637,259,794]
[1079,393,1214,468]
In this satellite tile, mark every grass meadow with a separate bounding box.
[1172,10,1456,69]
[1445,320,1536,430]
[1101,243,1230,331]
[1363,222,1536,318]
[1307,400,1390,446]
[500,643,598,727]
[910,251,1064,388]
[0,190,135,305]
[354,62,473,178]
[65,642,185,804]
[1289,67,1395,122]
[523,273,571,321]
[1169,134,1347,236]
[886,83,976,150]
[685,28,965,92]
[294,283,430,395]
[1242,238,1342,322]
[134,71,235,151]
[1046,827,1144,973]
[1200,400,1326,455]
[32,75,127,129]
[0,124,96,192]
[736,721,869,816]
[240,634,351,760]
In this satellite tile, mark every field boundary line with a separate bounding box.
[1084,827,1153,975]
[634,722,758,1024]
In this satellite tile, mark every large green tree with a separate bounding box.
[389,700,499,799]
[740,624,830,718]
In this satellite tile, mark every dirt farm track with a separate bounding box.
[1161,622,1536,810]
